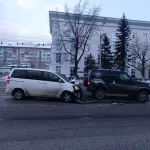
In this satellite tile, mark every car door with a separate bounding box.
[113,73,135,94]
[100,72,120,94]
[43,71,61,97]
[25,70,44,97]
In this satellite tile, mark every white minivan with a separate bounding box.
[6,68,82,102]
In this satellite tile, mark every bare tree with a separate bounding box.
[128,39,150,79]
[54,0,104,77]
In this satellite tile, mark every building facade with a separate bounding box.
[0,43,51,70]
[49,11,150,79]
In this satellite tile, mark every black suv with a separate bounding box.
[87,69,150,102]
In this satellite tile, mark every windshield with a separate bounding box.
[57,73,70,82]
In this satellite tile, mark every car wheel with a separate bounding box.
[137,91,149,102]
[95,88,105,100]
[13,89,24,100]
[61,92,73,102]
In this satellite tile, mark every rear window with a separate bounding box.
[90,70,102,79]
[11,70,28,79]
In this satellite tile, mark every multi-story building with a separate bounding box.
[49,11,150,79]
[0,43,51,70]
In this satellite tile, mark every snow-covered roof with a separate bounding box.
[0,42,51,49]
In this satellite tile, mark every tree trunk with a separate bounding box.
[74,60,78,78]
[142,61,145,80]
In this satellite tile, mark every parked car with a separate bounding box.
[87,69,150,102]
[6,68,82,102]
[0,71,9,81]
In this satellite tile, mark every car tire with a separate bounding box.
[95,88,105,100]
[13,89,25,100]
[61,92,73,103]
[137,91,149,103]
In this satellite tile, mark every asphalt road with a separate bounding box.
[1,80,150,149]
[1,117,150,150]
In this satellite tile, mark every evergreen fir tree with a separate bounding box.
[101,34,113,69]
[84,53,98,73]
[115,14,131,72]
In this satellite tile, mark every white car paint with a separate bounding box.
[6,68,79,99]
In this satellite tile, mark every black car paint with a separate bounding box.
[87,70,150,96]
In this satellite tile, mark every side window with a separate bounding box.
[102,73,119,83]
[11,70,28,79]
[101,72,110,81]
[27,70,43,80]
[119,73,131,81]
[43,72,60,82]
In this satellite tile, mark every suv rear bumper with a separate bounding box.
[87,86,95,93]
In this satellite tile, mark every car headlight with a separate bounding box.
[73,85,79,90]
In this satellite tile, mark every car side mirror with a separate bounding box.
[58,79,63,83]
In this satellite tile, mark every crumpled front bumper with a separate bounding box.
[73,86,83,101]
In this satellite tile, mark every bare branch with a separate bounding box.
[53,0,102,76]
[129,38,150,78]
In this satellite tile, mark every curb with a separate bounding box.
[4,113,150,121]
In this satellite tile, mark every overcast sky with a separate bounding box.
[0,0,150,42]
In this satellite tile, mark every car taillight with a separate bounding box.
[88,81,92,85]
[7,76,11,85]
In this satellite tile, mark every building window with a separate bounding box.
[137,63,142,70]
[71,55,75,64]
[132,33,137,41]
[70,42,75,53]
[143,33,147,43]
[56,53,61,63]
[131,69,135,78]
[56,66,61,73]
[132,57,136,64]
[70,67,75,76]
[84,57,87,65]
